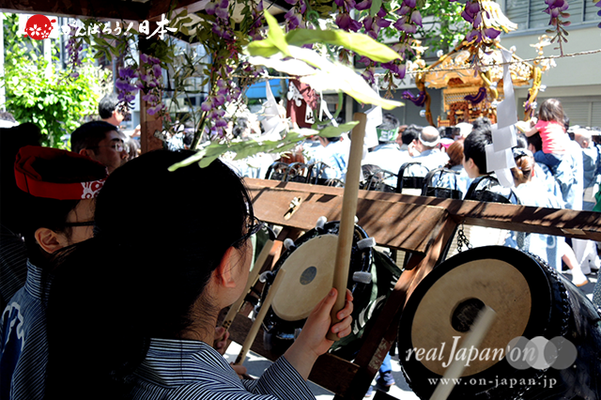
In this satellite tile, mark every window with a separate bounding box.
[505,0,601,30]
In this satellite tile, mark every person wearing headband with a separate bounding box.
[0,123,43,311]
[0,146,108,400]
[412,126,449,171]
[44,150,353,400]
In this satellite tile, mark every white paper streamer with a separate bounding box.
[492,125,517,153]
[363,106,383,149]
[486,48,519,187]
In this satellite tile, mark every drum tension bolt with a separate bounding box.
[283,238,296,251]
[284,197,303,220]
[259,270,274,284]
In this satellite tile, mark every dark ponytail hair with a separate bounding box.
[445,139,464,169]
[511,149,535,185]
[46,150,253,399]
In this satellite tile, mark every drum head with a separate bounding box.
[272,234,338,321]
[399,246,553,398]
[411,258,531,375]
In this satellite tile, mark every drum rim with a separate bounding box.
[263,221,373,328]
[398,246,553,397]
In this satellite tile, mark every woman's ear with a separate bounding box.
[35,228,68,254]
[213,247,237,288]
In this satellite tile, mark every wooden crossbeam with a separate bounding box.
[247,179,450,253]
[246,178,601,243]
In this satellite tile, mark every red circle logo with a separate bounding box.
[24,15,56,40]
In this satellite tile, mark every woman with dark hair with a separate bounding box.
[427,138,471,199]
[45,150,353,400]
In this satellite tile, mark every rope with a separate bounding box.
[235,48,601,79]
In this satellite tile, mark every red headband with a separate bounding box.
[15,146,108,200]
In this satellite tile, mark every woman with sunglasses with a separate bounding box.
[45,150,353,400]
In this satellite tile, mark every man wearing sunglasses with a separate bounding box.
[71,121,128,174]
[0,146,108,400]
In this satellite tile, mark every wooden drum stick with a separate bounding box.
[235,269,287,365]
[222,239,274,332]
[429,306,497,400]
[327,113,367,341]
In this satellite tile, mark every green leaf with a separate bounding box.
[369,0,382,17]
[94,37,109,47]
[246,39,279,57]
[318,121,359,137]
[264,11,290,57]
[286,29,400,63]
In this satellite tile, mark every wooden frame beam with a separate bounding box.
[245,178,601,243]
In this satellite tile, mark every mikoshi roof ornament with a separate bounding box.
[402,0,554,127]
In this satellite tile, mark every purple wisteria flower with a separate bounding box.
[398,5,411,15]
[334,0,357,12]
[206,0,235,41]
[484,27,501,39]
[116,53,166,117]
[116,66,138,103]
[336,13,362,31]
[381,61,406,79]
[402,90,426,107]
[139,54,166,116]
[461,1,480,23]
[215,0,230,20]
[284,0,306,31]
[286,9,302,30]
[393,16,417,33]
[410,10,422,26]
[544,0,569,20]
[363,9,391,39]
[460,0,502,43]
[65,25,83,78]
[361,67,375,86]
[393,0,422,33]
[355,0,372,11]
[248,1,264,39]
[465,29,482,43]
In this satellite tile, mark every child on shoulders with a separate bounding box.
[516,98,570,172]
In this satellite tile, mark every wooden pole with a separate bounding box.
[138,33,165,154]
[327,113,367,341]
[222,239,274,332]
[429,307,497,400]
[235,269,287,365]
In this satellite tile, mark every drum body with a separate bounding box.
[398,246,601,399]
[262,221,401,360]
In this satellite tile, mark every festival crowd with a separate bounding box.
[0,94,599,400]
